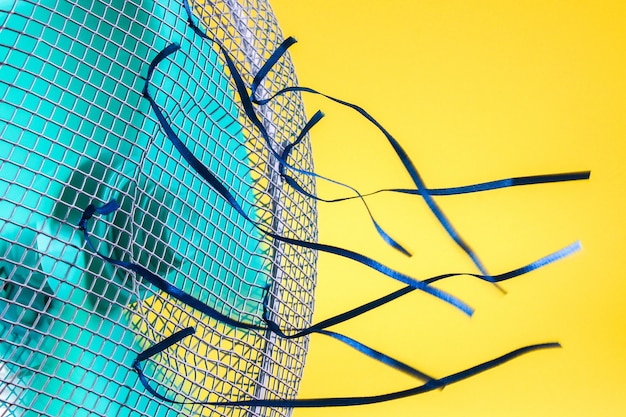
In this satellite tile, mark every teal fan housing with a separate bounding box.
[0,0,317,416]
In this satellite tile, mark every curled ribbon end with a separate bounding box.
[97,199,120,215]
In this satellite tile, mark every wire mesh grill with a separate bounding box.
[0,0,317,416]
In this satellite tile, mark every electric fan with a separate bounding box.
[1,0,316,416]
[0,0,592,415]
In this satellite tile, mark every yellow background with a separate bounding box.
[270,1,625,416]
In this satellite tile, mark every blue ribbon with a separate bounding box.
[180,5,413,257]
[282,171,591,204]
[264,240,581,338]
[317,330,437,382]
[78,202,265,331]
[247,36,492,278]
[81,202,440,402]
[79,200,580,338]
[130,327,560,408]
[141,42,472,316]
[79,201,578,408]
[77,202,449,384]
[391,171,591,196]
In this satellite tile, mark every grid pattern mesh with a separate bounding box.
[0,0,317,416]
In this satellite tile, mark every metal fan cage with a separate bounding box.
[0,0,317,416]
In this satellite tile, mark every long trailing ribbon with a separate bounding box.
[78,201,265,331]
[383,171,591,196]
[77,202,441,380]
[80,201,576,406]
[279,171,591,203]
[276,109,590,201]
[249,35,493,277]
[79,201,580,339]
[180,3,412,258]
[131,325,560,408]
[81,202,439,396]
[262,241,582,339]
[142,42,473,316]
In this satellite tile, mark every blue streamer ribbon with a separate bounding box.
[77,202,447,381]
[280,171,591,203]
[391,171,591,196]
[81,202,439,400]
[264,240,581,338]
[78,201,265,331]
[79,201,578,407]
[247,35,493,278]
[180,4,413,258]
[130,324,560,408]
[79,200,580,338]
[142,42,472,316]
